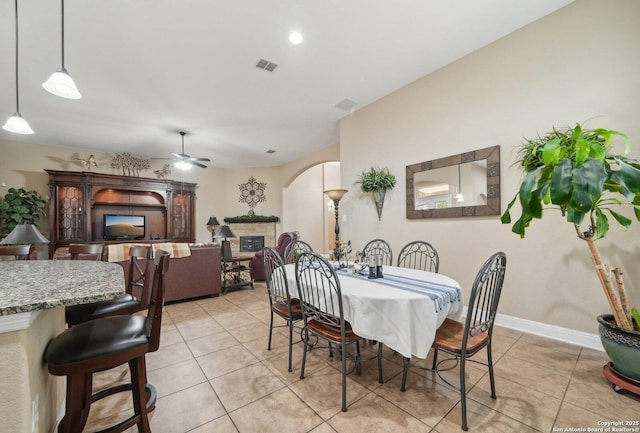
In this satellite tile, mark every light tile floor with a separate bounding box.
[84,283,639,433]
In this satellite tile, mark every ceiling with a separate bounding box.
[0,0,574,168]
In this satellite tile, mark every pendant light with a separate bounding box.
[42,0,82,99]
[3,0,34,134]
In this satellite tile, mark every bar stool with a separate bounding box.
[44,250,170,433]
[65,245,154,326]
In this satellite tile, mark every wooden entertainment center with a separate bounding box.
[46,170,196,257]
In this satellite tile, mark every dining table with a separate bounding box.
[283,263,463,359]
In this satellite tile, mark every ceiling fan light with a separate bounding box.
[174,160,193,171]
[3,112,34,134]
[42,68,82,99]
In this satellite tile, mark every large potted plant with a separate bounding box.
[354,166,397,220]
[501,124,640,383]
[0,187,49,238]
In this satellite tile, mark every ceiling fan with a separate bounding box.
[171,131,210,169]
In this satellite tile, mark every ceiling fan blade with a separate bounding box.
[189,157,211,162]
[170,152,184,159]
[193,161,208,168]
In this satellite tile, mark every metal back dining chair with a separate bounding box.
[401,251,506,431]
[283,239,313,264]
[45,250,170,433]
[295,251,382,412]
[361,238,393,266]
[0,244,31,260]
[69,243,104,261]
[263,246,303,372]
[65,245,154,326]
[397,240,439,272]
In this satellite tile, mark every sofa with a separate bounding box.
[55,243,222,302]
[249,232,298,281]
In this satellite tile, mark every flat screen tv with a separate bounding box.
[103,214,145,240]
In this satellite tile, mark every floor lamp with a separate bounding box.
[324,189,348,263]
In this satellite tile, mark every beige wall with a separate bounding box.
[339,0,640,334]
[0,138,338,245]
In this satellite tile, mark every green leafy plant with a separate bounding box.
[354,166,397,220]
[501,124,640,330]
[0,187,49,238]
[223,214,279,223]
[632,308,640,330]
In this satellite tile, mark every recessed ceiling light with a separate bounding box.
[289,31,303,45]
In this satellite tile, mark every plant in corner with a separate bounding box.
[501,123,640,383]
[354,166,397,220]
[0,187,49,238]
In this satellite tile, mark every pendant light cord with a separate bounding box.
[61,0,66,68]
[13,0,20,113]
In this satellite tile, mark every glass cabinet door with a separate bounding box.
[57,186,85,241]
[171,192,192,240]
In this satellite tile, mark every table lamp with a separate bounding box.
[206,216,220,242]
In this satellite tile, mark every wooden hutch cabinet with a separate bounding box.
[46,170,196,257]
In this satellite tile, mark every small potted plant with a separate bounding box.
[354,166,397,220]
[0,187,49,238]
[501,123,640,383]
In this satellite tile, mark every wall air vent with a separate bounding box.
[256,59,278,72]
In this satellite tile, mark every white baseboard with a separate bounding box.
[461,308,604,351]
[494,312,604,351]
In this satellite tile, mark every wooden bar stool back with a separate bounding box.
[65,245,154,326]
[45,250,170,433]
[0,244,31,260]
[68,243,104,261]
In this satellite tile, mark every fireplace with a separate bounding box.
[240,236,264,253]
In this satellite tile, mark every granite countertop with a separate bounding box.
[0,261,125,316]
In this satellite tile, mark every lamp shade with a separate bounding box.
[0,224,49,245]
[214,225,236,240]
[324,189,348,202]
[2,112,34,134]
[206,216,220,226]
[42,68,82,99]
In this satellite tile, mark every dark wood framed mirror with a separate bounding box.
[406,145,500,219]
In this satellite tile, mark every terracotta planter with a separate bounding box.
[598,314,640,381]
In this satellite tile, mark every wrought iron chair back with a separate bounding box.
[361,238,393,266]
[284,239,314,264]
[396,240,439,272]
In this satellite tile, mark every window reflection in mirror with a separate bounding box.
[413,160,488,210]
[406,146,500,218]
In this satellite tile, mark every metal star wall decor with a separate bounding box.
[239,176,266,215]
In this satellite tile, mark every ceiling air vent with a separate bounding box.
[334,98,358,111]
[256,58,278,72]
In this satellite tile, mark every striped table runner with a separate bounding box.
[338,268,461,312]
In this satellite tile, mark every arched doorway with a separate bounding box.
[282,161,340,254]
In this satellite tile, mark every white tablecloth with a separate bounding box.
[283,264,463,358]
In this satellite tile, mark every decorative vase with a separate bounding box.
[373,189,386,221]
[598,314,640,381]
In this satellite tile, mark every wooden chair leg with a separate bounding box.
[60,373,91,433]
[130,356,152,433]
